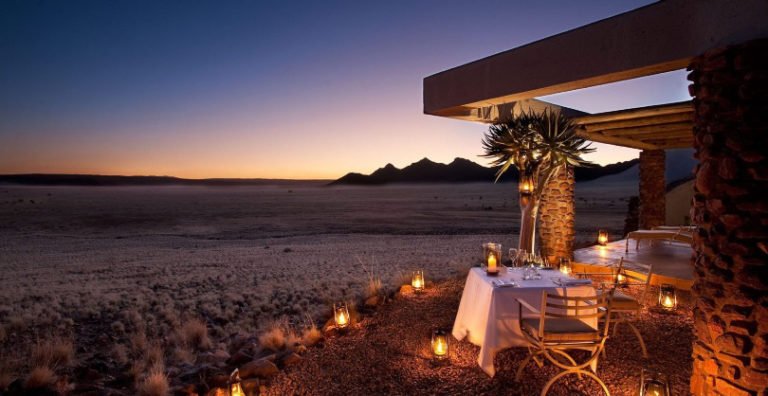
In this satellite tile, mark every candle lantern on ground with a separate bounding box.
[597,229,609,246]
[658,284,677,310]
[616,269,629,288]
[482,242,502,275]
[518,175,534,196]
[558,257,572,276]
[229,368,244,396]
[411,270,425,293]
[431,329,449,360]
[334,302,350,329]
[639,369,670,396]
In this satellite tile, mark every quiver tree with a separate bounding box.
[482,109,593,254]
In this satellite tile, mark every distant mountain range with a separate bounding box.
[0,150,696,187]
[331,157,640,185]
[0,174,326,187]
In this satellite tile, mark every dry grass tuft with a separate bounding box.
[112,344,129,366]
[359,256,384,298]
[173,346,195,365]
[259,319,293,351]
[24,366,56,390]
[31,337,74,368]
[181,318,211,351]
[301,325,322,347]
[137,365,168,396]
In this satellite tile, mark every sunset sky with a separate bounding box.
[0,0,691,179]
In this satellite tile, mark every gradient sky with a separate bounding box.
[0,0,691,179]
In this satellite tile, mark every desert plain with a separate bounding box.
[0,180,635,393]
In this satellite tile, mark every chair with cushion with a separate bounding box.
[597,257,653,358]
[516,289,614,396]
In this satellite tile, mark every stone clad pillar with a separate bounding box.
[639,149,666,229]
[688,39,768,396]
[538,165,575,261]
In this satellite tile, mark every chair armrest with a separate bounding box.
[516,298,540,314]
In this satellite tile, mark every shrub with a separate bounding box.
[181,318,211,351]
[31,337,74,368]
[24,366,56,390]
[258,320,288,351]
[137,366,168,396]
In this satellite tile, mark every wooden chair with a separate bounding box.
[516,289,614,396]
[597,257,653,358]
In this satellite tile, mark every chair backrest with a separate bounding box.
[539,289,614,339]
[612,257,654,304]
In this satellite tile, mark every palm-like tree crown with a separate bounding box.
[481,109,594,188]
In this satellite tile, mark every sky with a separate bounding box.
[0,0,691,179]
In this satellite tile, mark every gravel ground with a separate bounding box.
[267,277,693,396]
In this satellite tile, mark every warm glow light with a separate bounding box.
[597,229,609,246]
[487,253,498,274]
[559,258,572,276]
[518,175,534,195]
[334,302,350,329]
[412,270,425,292]
[432,329,449,360]
[640,369,670,396]
[229,369,245,396]
[659,284,677,310]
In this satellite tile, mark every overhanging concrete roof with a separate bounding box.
[573,101,693,150]
[423,0,768,118]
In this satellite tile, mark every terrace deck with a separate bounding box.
[573,238,694,290]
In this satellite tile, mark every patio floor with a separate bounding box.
[573,238,694,289]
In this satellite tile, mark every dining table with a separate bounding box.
[452,266,597,377]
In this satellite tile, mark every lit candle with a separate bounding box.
[487,253,497,272]
[658,284,677,310]
[336,310,348,327]
[412,270,425,292]
[434,338,447,356]
[598,229,609,246]
[432,329,449,360]
[334,303,350,329]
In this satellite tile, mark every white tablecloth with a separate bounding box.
[452,267,597,377]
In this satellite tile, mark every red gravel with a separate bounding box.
[267,278,693,395]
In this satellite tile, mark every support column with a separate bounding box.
[538,165,575,261]
[639,149,666,229]
[688,39,768,396]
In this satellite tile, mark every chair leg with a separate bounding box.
[515,352,535,381]
[612,319,621,337]
[549,349,582,379]
[626,322,648,358]
[540,368,611,396]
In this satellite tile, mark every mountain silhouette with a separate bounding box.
[331,157,641,185]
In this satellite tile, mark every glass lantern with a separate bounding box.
[482,242,502,275]
[598,229,609,246]
[334,302,350,329]
[658,284,677,310]
[229,369,245,396]
[639,369,670,396]
[431,329,449,360]
[518,175,534,196]
[411,270,425,293]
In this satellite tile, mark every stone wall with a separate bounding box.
[538,165,575,261]
[688,39,768,396]
[639,149,666,229]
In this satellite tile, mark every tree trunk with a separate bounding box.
[518,197,538,254]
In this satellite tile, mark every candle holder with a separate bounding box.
[518,175,534,196]
[597,229,609,246]
[639,369,670,396]
[333,302,350,329]
[431,329,449,361]
[482,242,502,276]
[658,284,677,311]
[411,270,425,293]
[229,368,245,396]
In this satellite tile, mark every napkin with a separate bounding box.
[558,278,592,286]
[493,280,517,288]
